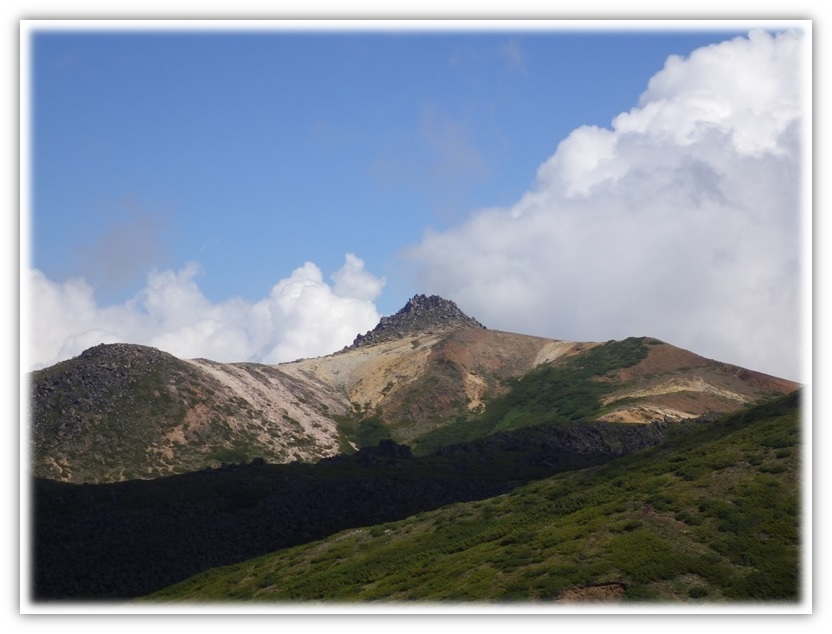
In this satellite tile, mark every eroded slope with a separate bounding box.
[596,341,798,423]
[283,327,594,443]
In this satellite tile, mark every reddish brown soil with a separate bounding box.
[556,582,627,602]
[615,341,711,382]
[435,328,579,378]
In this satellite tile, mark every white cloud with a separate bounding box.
[331,253,386,301]
[28,254,384,370]
[405,30,805,381]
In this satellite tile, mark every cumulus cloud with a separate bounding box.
[28,254,384,370]
[405,30,805,381]
[331,253,386,301]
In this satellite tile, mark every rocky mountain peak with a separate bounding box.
[348,294,485,349]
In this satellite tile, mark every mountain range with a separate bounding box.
[28,294,802,604]
[30,294,796,484]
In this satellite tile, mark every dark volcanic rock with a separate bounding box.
[348,294,485,349]
[29,343,209,482]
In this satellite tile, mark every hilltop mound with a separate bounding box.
[30,343,345,483]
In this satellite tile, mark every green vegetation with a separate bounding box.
[206,447,252,465]
[141,391,801,604]
[334,413,391,450]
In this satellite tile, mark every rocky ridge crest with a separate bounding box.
[347,294,485,349]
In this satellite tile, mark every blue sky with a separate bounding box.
[31,27,750,309]
[25,22,808,380]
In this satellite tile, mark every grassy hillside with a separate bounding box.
[142,391,801,604]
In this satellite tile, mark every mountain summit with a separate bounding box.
[349,294,485,349]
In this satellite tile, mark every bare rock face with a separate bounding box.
[348,294,485,349]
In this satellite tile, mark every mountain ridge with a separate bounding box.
[29,294,799,484]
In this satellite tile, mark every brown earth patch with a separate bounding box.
[556,582,627,602]
[597,406,691,424]
[614,342,711,382]
[436,328,571,378]
[641,389,748,414]
[616,342,798,392]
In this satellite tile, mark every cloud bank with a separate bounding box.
[28,254,384,370]
[405,30,805,380]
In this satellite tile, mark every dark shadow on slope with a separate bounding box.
[31,418,669,602]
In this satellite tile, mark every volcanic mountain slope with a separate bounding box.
[30,343,348,483]
[280,324,594,445]
[29,294,798,484]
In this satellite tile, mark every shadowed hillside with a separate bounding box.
[141,391,802,604]
[32,414,667,601]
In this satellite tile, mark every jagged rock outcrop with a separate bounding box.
[348,294,485,349]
